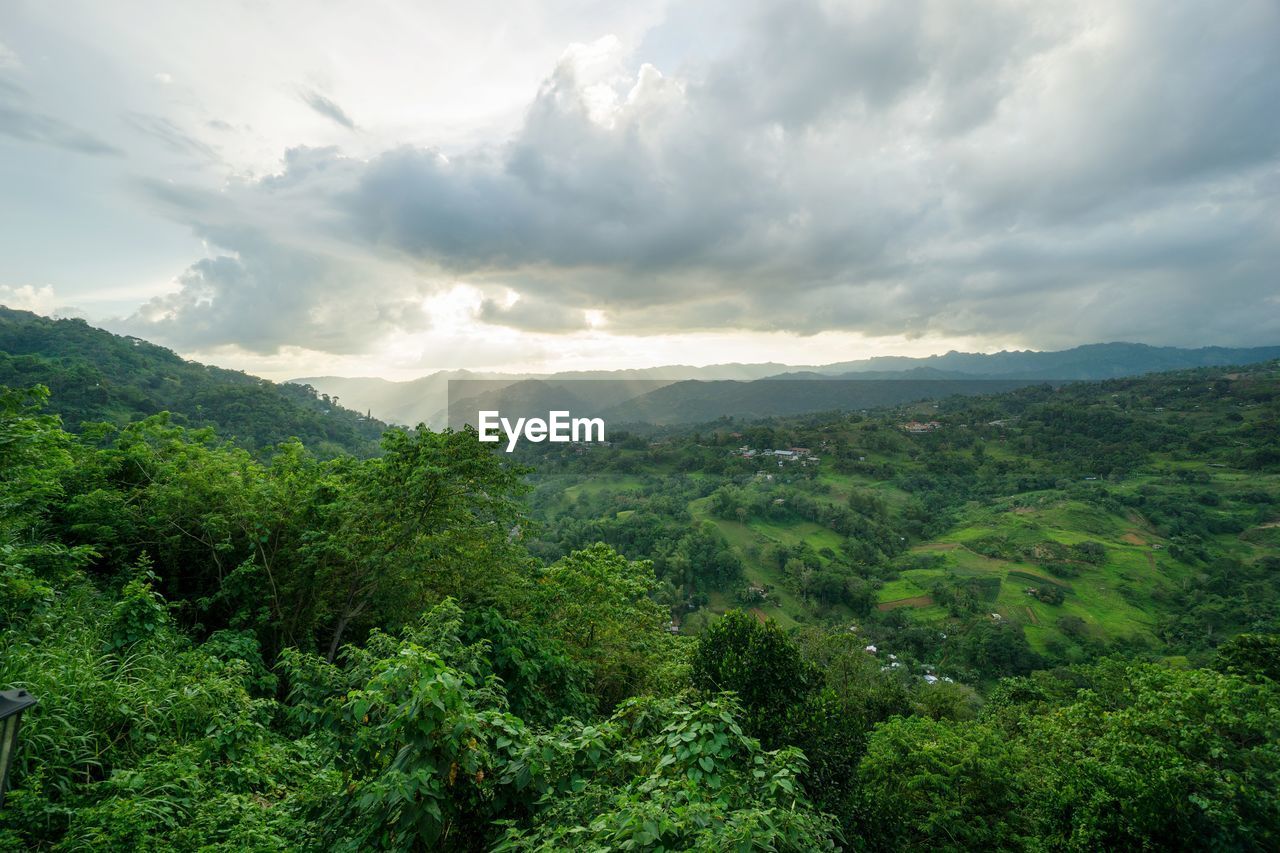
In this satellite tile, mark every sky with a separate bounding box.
[1,0,1278,380]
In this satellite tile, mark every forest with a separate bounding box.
[0,308,385,457]
[2,354,1279,849]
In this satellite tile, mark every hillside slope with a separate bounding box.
[293,362,794,426]
[0,307,386,456]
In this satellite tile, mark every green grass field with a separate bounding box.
[562,473,647,501]
[693,479,1206,652]
[904,500,1186,651]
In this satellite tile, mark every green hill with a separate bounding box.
[0,307,385,456]
[519,361,1280,668]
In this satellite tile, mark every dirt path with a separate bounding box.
[1024,606,1040,626]
[1146,552,1156,572]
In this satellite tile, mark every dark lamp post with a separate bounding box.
[0,689,37,807]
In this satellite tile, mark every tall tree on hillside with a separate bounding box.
[309,427,531,660]
[691,610,819,748]
[530,543,668,709]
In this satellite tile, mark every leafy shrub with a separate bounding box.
[691,611,819,748]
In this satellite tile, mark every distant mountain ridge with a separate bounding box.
[297,342,1280,427]
[822,342,1280,378]
[7,305,1275,444]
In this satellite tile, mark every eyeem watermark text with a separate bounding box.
[478,410,605,452]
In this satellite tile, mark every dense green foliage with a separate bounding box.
[1,386,837,849]
[858,661,1280,850]
[690,611,818,748]
[2,356,1279,849]
[0,307,384,456]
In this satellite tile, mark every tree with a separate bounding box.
[494,696,840,851]
[1214,633,1280,682]
[458,606,595,726]
[947,619,1041,679]
[308,426,530,660]
[1019,664,1280,849]
[531,543,668,709]
[1,385,95,625]
[691,610,818,748]
[855,716,1030,850]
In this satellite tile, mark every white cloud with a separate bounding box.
[0,284,58,314]
[132,0,1276,354]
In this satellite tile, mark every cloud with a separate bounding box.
[129,0,1280,355]
[1,284,59,315]
[478,291,591,333]
[299,89,357,130]
[124,112,220,161]
[0,105,122,156]
[123,240,433,355]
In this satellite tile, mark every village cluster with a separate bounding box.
[859,639,955,683]
[735,445,821,464]
[900,420,943,433]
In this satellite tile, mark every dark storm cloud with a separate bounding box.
[299,89,357,130]
[478,292,590,333]
[131,0,1280,352]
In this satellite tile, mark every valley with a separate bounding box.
[517,365,1280,675]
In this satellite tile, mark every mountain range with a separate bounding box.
[296,342,1280,428]
[4,306,1278,436]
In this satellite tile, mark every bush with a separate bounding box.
[691,611,818,748]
